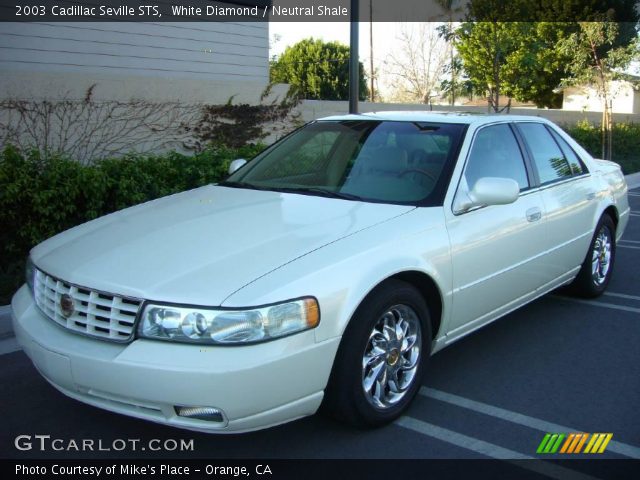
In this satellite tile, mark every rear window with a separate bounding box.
[517,123,574,184]
[547,128,588,175]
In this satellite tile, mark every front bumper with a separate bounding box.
[11,285,340,433]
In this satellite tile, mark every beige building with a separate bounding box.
[0,15,270,104]
[0,11,279,162]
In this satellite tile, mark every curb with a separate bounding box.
[625,171,640,190]
[0,172,638,338]
[0,305,12,337]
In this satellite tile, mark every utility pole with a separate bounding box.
[369,0,374,102]
[349,0,359,114]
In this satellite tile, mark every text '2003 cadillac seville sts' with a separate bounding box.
[12,112,629,433]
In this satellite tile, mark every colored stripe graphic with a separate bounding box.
[537,433,565,453]
[561,433,578,453]
[544,434,559,453]
[597,434,614,453]
[584,434,599,453]
[549,434,565,453]
[537,433,552,453]
[584,433,614,454]
[573,433,589,453]
[538,433,613,454]
[561,433,588,454]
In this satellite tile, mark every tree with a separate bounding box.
[383,23,449,104]
[456,0,535,111]
[455,0,638,110]
[270,38,369,101]
[559,21,639,159]
[456,21,606,110]
[436,0,466,105]
[500,22,577,108]
[455,21,519,112]
[437,23,475,106]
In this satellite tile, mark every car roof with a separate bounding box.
[317,111,553,125]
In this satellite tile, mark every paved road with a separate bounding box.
[1,189,639,473]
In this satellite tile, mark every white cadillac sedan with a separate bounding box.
[12,112,629,433]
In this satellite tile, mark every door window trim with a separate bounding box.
[451,120,533,216]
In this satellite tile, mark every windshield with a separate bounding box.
[224,120,466,204]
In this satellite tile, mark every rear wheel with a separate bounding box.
[569,214,616,298]
[323,280,431,427]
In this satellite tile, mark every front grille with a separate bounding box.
[33,269,142,342]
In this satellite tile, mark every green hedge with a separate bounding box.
[0,144,263,304]
[562,120,640,174]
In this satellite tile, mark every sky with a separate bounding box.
[269,22,398,59]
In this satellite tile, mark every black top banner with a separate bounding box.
[2,0,640,22]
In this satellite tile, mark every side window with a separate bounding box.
[517,123,573,184]
[547,128,588,175]
[464,124,529,191]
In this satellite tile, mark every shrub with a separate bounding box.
[562,120,640,174]
[0,144,263,304]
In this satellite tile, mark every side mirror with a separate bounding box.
[455,177,520,213]
[228,158,247,175]
[471,177,520,206]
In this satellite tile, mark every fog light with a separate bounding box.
[175,406,225,422]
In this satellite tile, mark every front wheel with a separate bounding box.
[569,214,616,298]
[322,280,431,427]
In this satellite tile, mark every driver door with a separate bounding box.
[445,123,548,337]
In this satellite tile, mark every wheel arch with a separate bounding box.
[602,204,619,229]
[378,270,444,341]
[322,270,443,425]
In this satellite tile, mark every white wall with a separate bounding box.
[294,100,640,128]
[562,82,638,114]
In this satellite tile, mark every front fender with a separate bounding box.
[221,208,453,345]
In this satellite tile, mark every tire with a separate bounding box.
[569,214,616,298]
[322,279,432,427]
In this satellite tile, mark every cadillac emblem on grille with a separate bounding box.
[60,294,75,318]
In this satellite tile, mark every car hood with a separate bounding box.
[32,185,415,305]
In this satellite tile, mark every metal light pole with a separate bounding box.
[349,0,359,114]
[369,0,374,102]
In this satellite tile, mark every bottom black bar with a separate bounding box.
[3,459,640,480]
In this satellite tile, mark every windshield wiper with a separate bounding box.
[279,187,364,201]
[217,180,268,191]
[219,182,363,201]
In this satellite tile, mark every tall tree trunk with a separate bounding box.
[601,108,606,159]
[607,99,613,160]
[449,20,455,106]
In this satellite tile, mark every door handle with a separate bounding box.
[526,207,542,223]
[586,192,596,200]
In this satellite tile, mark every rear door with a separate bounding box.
[514,122,598,279]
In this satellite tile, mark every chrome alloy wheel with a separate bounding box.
[361,304,422,409]
[592,226,612,286]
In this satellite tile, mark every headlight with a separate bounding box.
[138,297,320,345]
[25,256,35,295]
